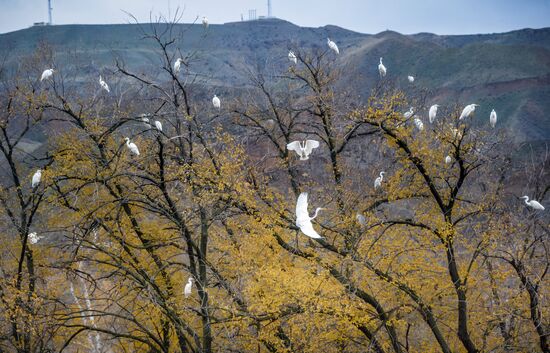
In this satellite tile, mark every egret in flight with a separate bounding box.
[288,51,297,64]
[414,118,424,131]
[327,38,339,54]
[184,277,194,298]
[521,196,545,210]
[429,104,439,124]
[296,192,324,239]
[40,69,54,81]
[99,76,110,93]
[28,232,43,244]
[404,107,414,119]
[174,58,183,74]
[154,120,163,132]
[445,155,452,164]
[124,138,140,156]
[287,140,320,160]
[490,109,497,128]
[408,75,414,83]
[459,104,478,120]
[32,169,42,188]
[212,95,221,109]
[378,58,387,77]
[202,17,209,29]
[374,172,385,189]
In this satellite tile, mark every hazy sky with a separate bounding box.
[0,0,549,35]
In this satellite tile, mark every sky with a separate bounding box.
[0,0,549,35]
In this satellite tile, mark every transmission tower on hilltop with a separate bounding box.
[48,0,53,25]
[267,0,272,18]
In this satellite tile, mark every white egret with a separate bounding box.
[140,116,150,126]
[403,107,414,119]
[288,50,297,64]
[429,104,439,124]
[202,17,209,29]
[154,120,163,132]
[28,232,43,244]
[408,75,415,83]
[378,58,387,77]
[445,155,452,164]
[356,213,366,226]
[32,169,42,188]
[212,95,221,109]
[490,109,497,128]
[174,58,183,74]
[327,38,339,54]
[286,140,320,160]
[124,137,140,156]
[414,118,424,131]
[40,69,54,81]
[374,172,385,189]
[295,192,324,239]
[184,277,194,298]
[99,75,110,93]
[521,196,545,210]
[459,104,478,120]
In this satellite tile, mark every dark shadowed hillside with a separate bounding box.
[1,19,549,142]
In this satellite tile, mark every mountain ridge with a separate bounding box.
[1,20,549,142]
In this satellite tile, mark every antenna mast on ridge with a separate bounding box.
[267,0,272,18]
[48,0,53,25]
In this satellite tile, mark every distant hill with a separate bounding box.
[1,19,549,142]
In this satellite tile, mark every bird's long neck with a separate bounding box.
[310,207,322,220]
[524,197,529,205]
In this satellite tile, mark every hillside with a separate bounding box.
[1,19,549,142]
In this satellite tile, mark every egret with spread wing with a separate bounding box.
[287,140,320,160]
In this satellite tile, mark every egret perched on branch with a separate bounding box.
[378,58,387,77]
[414,118,424,131]
[31,169,42,188]
[521,196,545,210]
[445,155,452,164]
[288,51,297,64]
[403,107,414,119]
[408,75,415,83]
[40,69,54,81]
[429,104,439,124]
[124,137,140,156]
[154,120,163,132]
[174,58,183,74]
[374,172,385,189]
[459,104,478,120]
[184,277,194,298]
[287,140,320,160]
[28,232,43,244]
[202,17,209,29]
[327,38,339,54]
[212,95,221,109]
[99,76,110,93]
[356,213,366,226]
[490,109,497,128]
[295,192,324,239]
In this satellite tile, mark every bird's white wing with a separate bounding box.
[531,201,545,210]
[304,140,320,156]
[287,141,302,156]
[299,221,322,239]
[296,192,309,220]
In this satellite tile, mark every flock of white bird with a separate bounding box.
[29,28,546,301]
